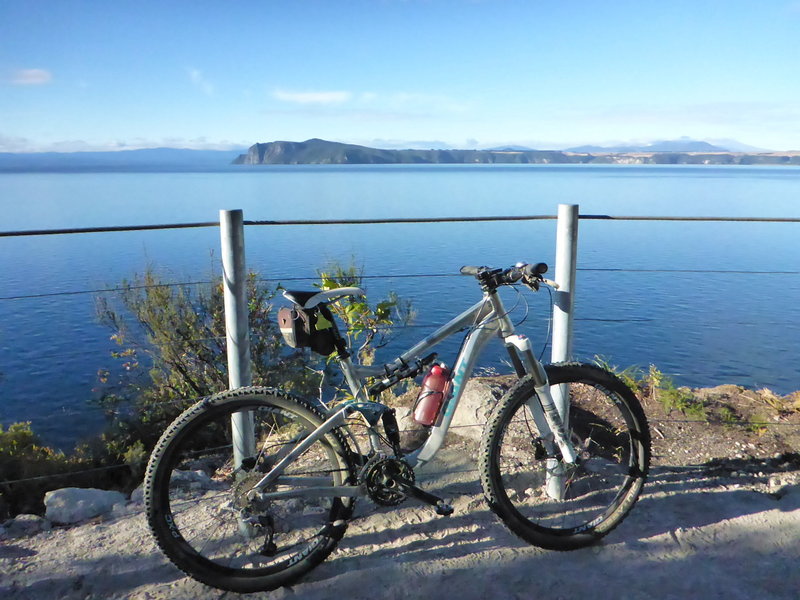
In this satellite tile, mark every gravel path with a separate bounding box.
[2,444,799,600]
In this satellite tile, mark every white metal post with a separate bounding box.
[547,203,579,499]
[220,209,255,468]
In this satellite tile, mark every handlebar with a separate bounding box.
[459,262,558,291]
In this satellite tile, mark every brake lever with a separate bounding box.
[522,276,560,291]
[541,278,560,289]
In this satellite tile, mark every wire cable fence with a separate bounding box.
[2,213,799,490]
[4,212,800,238]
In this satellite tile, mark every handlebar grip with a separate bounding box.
[522,262,548,277]
[460,265,482,276]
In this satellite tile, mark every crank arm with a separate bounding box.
[394,477,454,516]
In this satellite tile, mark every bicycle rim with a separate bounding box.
[145,391,355,592]
[483,364,649,547]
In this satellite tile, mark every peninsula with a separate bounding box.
[233,138,800,166]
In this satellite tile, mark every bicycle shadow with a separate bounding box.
[6,455,797,600]
[311,519,800,600]
[0,543,37,559]
[0,549,192,600]
[310,459,800,587]
[618,459,800,541]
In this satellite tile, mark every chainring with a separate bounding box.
[360,455,415,506]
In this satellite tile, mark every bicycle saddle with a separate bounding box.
[282,287,365,309]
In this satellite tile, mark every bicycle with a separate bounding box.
[144,262,651,593]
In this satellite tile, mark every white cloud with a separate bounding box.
[10,69,52,85]
[0,134,35,152]
[269,88,470,120]
[273,89,353,104]
[188,68,214,95]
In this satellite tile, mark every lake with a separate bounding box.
[1,164,799,449]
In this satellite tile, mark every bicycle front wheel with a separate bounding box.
[144,387,357,593]
[480,363,650,550]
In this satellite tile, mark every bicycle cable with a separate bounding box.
[468,283,555,361]
[467,285,524,334]
[504,284,553,361]
[538,284,554,361]
[511,285,530,327]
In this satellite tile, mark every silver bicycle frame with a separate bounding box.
[250,287,576,500]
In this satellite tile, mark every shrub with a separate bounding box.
[1,264,410,518]
[644,365,706,420]
[92,269,319,458]
[0,422,108,518]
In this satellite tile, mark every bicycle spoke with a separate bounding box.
[146,391,356,592]
[481,364,649,549]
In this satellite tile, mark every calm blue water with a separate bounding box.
[1,164,799,449]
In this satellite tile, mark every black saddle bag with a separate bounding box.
[277,304,337,356]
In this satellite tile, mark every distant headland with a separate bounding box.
[2,139,799,171]
[233,138,800,166]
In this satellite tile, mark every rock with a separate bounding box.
[169,469,220,491]
[693,384,745,401]
[395,406,430,452]
[448,380,505,441]
[4,513,51,537]
[130,484,145,504]
[396,406,414,432]
[111,501,138,519]
[393,379,507,446]
[44,488,127,525]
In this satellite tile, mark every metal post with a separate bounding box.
[551,203,579,367]
[220,209,255,468]
[547,203,579,499]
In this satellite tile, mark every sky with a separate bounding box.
[2,0,800,152]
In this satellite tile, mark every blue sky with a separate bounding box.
[2,0,800,152]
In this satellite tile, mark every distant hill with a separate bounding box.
[233,139,577,165]
[486,145,537,152]
[0,147,245,172]
[3,140,796,171]
[565,139,731,153]
[234,138,800,166]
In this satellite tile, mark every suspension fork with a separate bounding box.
[504,335,577,464]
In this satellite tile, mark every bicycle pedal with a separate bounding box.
[435,501,454,516]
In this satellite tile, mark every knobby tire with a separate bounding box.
[144,387,357,593]
[480,363,651,550]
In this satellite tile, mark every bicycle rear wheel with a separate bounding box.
[144,387,357,593]
[480,363,650,550]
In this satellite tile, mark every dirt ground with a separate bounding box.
[2,383,799,599]
[647,384,800,466]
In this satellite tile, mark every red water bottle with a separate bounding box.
[413,364,450,426]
